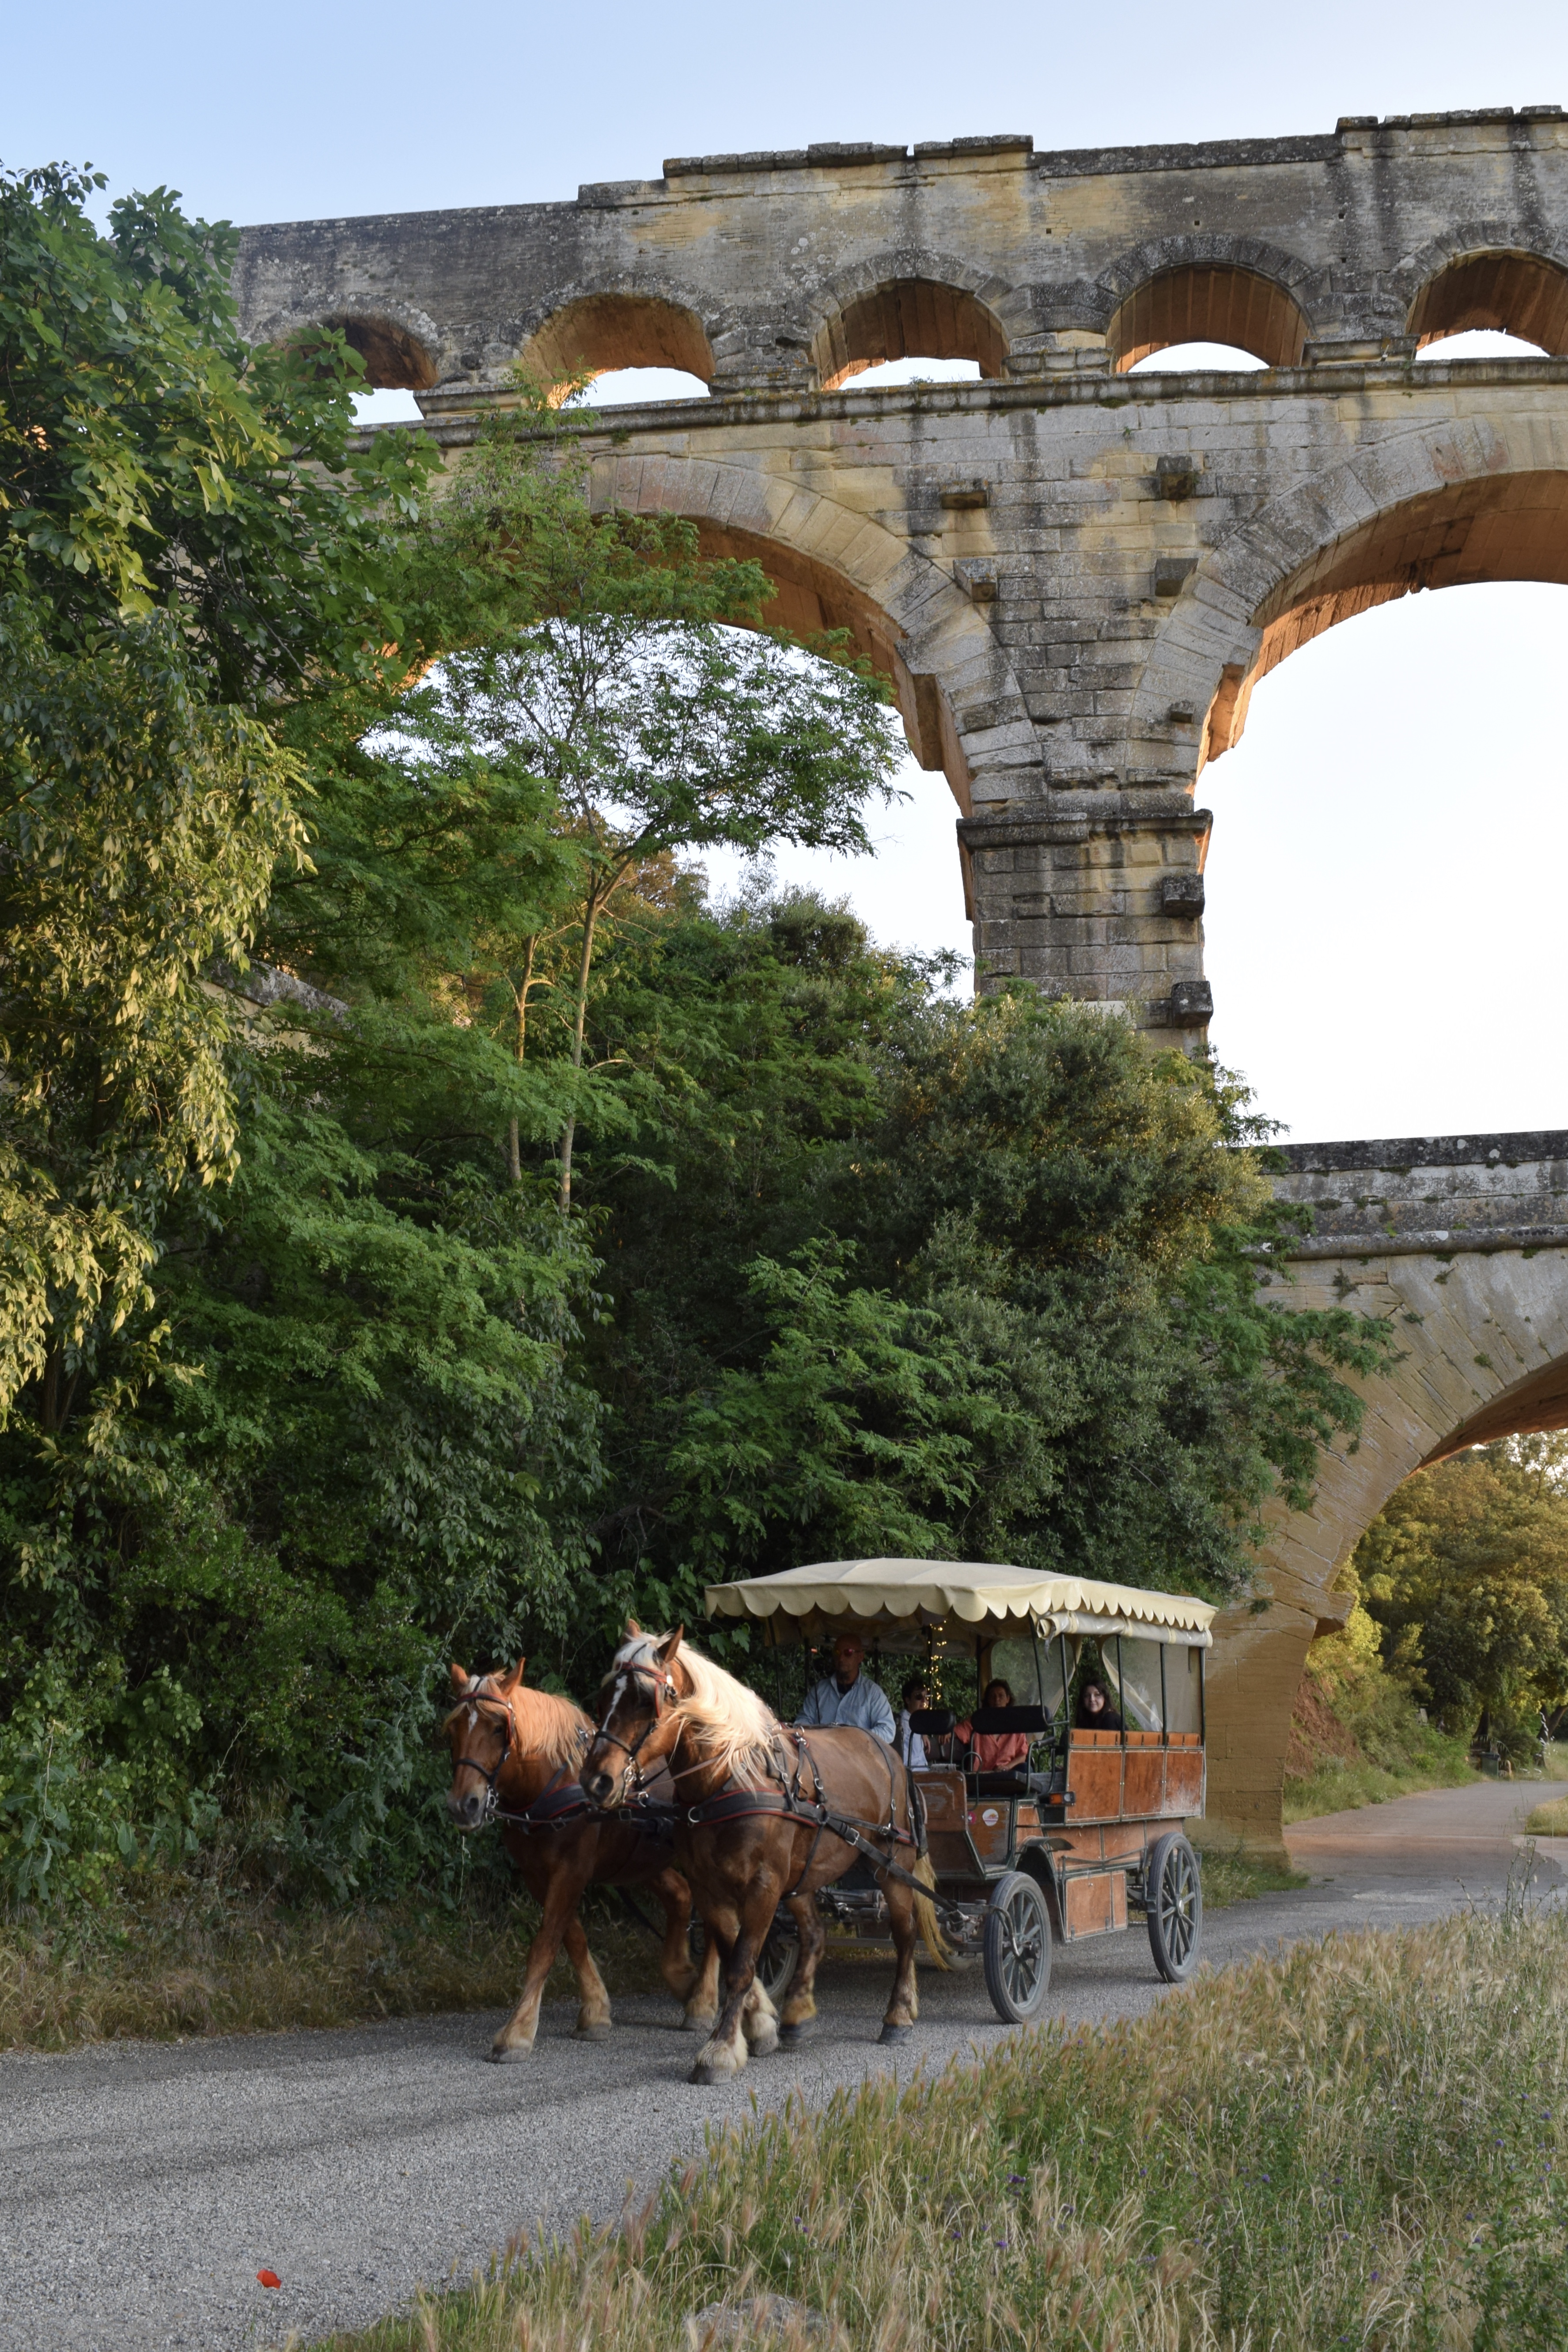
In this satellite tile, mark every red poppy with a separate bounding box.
[257,2271,282,2291]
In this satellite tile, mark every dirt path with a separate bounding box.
[2,1783,1560,2352]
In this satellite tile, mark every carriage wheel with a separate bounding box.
[982,1871,1053,2024]
[1145,1833,1203,1983]
[689,1915,799,2005]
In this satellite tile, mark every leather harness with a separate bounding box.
[590,1648,935,1901]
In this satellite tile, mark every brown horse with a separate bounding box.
[444,1660,720,2060]
[580,1627,946,2085]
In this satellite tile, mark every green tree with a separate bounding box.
[565,892,1391,1652]
[1355,1437,1568,1756]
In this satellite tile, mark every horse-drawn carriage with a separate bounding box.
[704,1559,1212,2024]
[447,1558,1212,2079]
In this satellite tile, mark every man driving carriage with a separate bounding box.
[797,1632,896,1743]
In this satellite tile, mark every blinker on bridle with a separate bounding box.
[588,1646,678,1799]
[450,1690,516,1826]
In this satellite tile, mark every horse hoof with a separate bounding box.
[573,2021,613,2042]
[682,2011,719,2034]
[746,2023,780,2057]
[488,2041,534,2064]
[878,2024,913,2046]
[777,2022,809,2049]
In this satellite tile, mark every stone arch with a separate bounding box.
[582,445,1040,818]
[520,288,716,394]
[1091,235,1328,364]
[258,299,445,388]
[1131,414,1568,774]
[803,251,1023,386]
[1209,1238,1568,1853]
[1408,247,1568,353]
[1391,220,1568,349]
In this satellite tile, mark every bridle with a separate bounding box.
[449,1686,517,1826]
[588,1641,680,1805]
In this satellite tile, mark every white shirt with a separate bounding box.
[797,1672,896,1743]
[894,1712,928,1771]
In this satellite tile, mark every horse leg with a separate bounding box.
[690,1908,750,2084]
[651,1869,698,2000]
[777,1890,825,2047]
[741,1963,779,2055]
[650,1868,718,2027]
[686,1924,722,2031]
[877,1876,920,2046]
[561,1909,614,2040]
[490,1852,595,2062]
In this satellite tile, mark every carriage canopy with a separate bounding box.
[704,1558,1215,1653]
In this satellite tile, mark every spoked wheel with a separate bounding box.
[982,1871,1053,2024]
[1145,1833,1203,1983]
[689,1914,800,2005]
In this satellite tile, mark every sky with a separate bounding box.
[6,0,1568,1146]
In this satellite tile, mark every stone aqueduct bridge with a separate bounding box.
[235,115,1568,1848]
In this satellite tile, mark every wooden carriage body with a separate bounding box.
[705,1559,1213,1970]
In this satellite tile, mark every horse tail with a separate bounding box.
[912,1849,953,1971]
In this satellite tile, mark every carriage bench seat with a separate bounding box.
[967,1769,1064,1800]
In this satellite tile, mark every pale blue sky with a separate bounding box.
[6,2,1568,1140]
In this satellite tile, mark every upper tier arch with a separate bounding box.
[803,255,1020,387]
[1109,263,1311,371]
[1090,234,1326,364]
[1408,246,1568,352]
[520,290,716,395]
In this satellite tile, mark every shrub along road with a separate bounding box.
[1,1783,1560,2352]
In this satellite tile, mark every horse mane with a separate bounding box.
[671,1641,780,1791]
[447,1674,590,1769]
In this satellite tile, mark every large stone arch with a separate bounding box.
[1130,413,1568,776]
[1204,1136,1568,1856]
[583,446,1041,818]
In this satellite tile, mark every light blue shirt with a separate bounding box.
[894,1712,928,1771]
[798,1673,896,1744]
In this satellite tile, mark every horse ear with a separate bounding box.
[625,1617,642,1636]
[655,1626,685,1667]
[449,1663,469,1693]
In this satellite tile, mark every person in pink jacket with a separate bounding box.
[955,1679,1034,1773]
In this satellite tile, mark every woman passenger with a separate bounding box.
[955,1679,1033,1773]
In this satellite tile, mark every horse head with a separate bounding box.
[581,1625,686,1809]
[444,1658,524,1829]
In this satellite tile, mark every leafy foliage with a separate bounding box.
[1354,1435,1568,1757]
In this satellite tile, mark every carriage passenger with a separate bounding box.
[894,1675,930,1770]
[1076,1679,1124,1731]
[955,1679,1033,1772]
[798,1633,896,1743]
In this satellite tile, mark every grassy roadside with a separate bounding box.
[0,1872,663,2054]
[0,1844,1286,2055]
[317,1907,1568,2352]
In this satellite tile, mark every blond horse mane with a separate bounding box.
[446,1673,589,1771]
[667,1640,781,1790]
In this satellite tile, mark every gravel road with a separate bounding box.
[3,1780,1562,2352]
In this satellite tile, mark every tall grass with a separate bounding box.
[0,1874,660,2052]
[322,1904,1568,2352]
